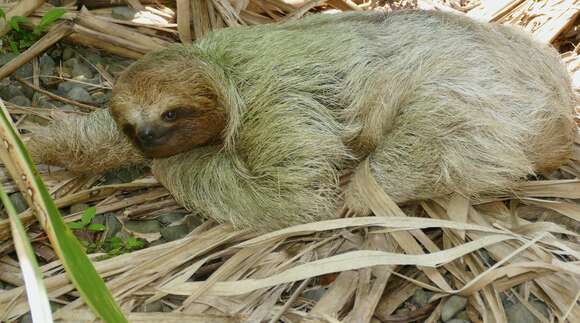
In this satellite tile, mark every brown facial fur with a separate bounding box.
[109,52,226,158]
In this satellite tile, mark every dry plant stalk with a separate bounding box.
[0,22,73,80]
[0,0,46,36]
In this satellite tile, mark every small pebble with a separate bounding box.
[105,214,123,238]
[84,51,104,66]
[15,62,33,79]
[112,6,137,20]
[185,214,203,231]
[125,220,162,234]
[445,320,470,323]
[442,296,468,321]
[157,212,186,226]
[160,224,190,241]
[62,47,76,61]
[66,87,94,103]
[303,287,326,302]
[57,81,77,95]
[8,193,28,213]
[33,93,57,108]
[455,310,470,321]
[39,54,56,84]
[506,303,538,323]
[0,84,25,100]
[411,288,433,307]
[50,47,62,59]
[136,300,163,312]
[9,95,31,106]
[0,53,17,66]
[72,58,94,79]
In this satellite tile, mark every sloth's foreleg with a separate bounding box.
[27,109,146,174]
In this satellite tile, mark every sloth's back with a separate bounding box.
[203,10,575,173]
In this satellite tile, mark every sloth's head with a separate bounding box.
[109,46,226,158]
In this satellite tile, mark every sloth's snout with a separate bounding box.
[136,125,169,147]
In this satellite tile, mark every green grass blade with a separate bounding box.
[0,101,128,323]
[0,186,54,323]
[39,8,66,29]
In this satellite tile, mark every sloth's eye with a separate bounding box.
[162,110,178,122]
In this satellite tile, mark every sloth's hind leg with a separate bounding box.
[342,104,534,215]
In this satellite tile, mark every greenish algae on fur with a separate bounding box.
[28,11,576,230]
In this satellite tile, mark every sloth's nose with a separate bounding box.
[137,126,160,145]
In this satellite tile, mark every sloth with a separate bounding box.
[28,10,576,229]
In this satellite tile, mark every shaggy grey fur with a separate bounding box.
[28,10,576,229]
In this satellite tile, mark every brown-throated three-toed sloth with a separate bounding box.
[28,10,576,230]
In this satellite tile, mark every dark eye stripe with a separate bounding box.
[167,107,198,118]
[162,110,177,121]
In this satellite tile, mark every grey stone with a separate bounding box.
[63,57,76,69]
[442,296,468,321]
[115,230,130,240]
[137,300,163,312]
[18,313,32,323]
[0,84,25,100]
[530,300,549,318]
[445,320,470,323]
[57,81,77,95]
[84,51,104,66]
[157,212,186,226]
[72,58,94,79]
[125,220,162,233]
[39,54,56,84]
[15,62,33,79]
[9,95,31,106]
[92,91,111,106]
[33,93,57,108]
[93,213,122,238]
[50,47,62,59]
[411,289,433,307]
[66,87,94,103]
[184,214,203,231]
[303,287,326,301]
[62,47,75,61]
[506,303,539,323]
[8,193,28,213]
[0,53,17,66]
[455,311,470,321]
[160,224,190,241]
[112,6,137,21]
[103,167,145,185]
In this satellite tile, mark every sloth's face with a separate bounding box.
[109,49,226,159]
[110,91,225,159]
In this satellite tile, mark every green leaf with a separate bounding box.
[88,223,106,232]
[9,40,19,53]
[39,8,66,28]
[0,186,54,323]
[104,237,123,251]
[0,101,128,323]
[19,38,35,49]
[67,221,85,230]
[125,237,145,250]
[0,8,6,21]
[80,207,96,226]
[9,16,31,32]
[32,25,45,36]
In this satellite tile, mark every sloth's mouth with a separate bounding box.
[138,145,183,159]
